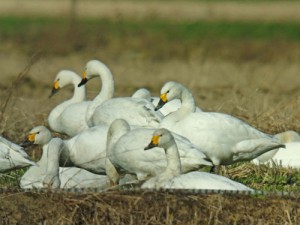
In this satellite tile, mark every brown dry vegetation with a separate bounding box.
[1,0,300,224]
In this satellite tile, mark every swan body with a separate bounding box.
[107,119,212,180]
[91,97,162,128]
[253,130,300,168]
[0,136,36,173]
[252,142,300,168]
[20,126,109,189]
[64,125,109,174]
[157,81,284,166]
[48,70,89,136]
[141,128,253,191]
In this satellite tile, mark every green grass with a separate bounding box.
[1,16,300,61]
[1,16,300,40]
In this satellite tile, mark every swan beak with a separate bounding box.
[20,133,36,147]
[49,80,60,98]
[78,77,88,87]
[155,93,168,111]
[78,70,88,87]
[144,135,160,150]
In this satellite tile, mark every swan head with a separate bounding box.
[144,128,174,150]
[275,130,300,143]
[21,126,52,147]
[49,70,79,98]
[78,60,108,87]
[155,81,183,111]
[107,119,131,141]
[131,88,152,102]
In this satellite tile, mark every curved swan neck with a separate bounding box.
[164,86,196,123]
[163,140,181,177]
[71,75,86,102]
[86,64,115,126]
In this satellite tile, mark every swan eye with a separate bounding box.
[37,132,40,134]
[167,90,170,93]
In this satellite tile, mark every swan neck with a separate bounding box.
[164,141,181,176]
[86,66,115,125]
[71,77,86,102]
[163,87,196,124]
[38,142,61,175]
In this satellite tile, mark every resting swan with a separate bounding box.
[20,126,109,189]
[48,70,89,136]
[156,81,285,166]
[0,136,36,173]
[132,88,202,116]
[253,130,300,168]
[141,128,253,191]
[107,119,212,181]
[78,61,162,128]
[78,59,115,127]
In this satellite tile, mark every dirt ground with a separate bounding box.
[1,1,300,224]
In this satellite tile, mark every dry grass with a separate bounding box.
[1,4,300,223]
[0,190,299,225]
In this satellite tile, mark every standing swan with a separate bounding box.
[156,81,285,166]
[0,136,36,173]
[141,128,253,191]
[20,126,109,189]
[107,119,212,181]
[48,70,89,136]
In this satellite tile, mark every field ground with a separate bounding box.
[1,0,300,224]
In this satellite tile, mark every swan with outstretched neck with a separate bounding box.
[156,81,285,166]
[141,128,253,190]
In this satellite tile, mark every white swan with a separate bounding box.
[132,88,202,117]
[90,97,162,127]
[63,125,109,174]
[48,70,89,136]
[107,119,212,181]
[78,59,115,127]
[253,130,300,168]
[0,136,36,173]
[141,128,253,191]
[20,126,109,189]
[157,81,284,166]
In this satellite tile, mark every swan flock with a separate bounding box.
[1,59,298,192]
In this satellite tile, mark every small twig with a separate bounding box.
[0,52,42,134]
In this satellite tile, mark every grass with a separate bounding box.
[1,16,300,61]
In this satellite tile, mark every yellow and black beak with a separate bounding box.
[20,133,36,148]
[78,70,88,87]
[144,135,160,150]
[49,80,60,98]
[155,93,168,111]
